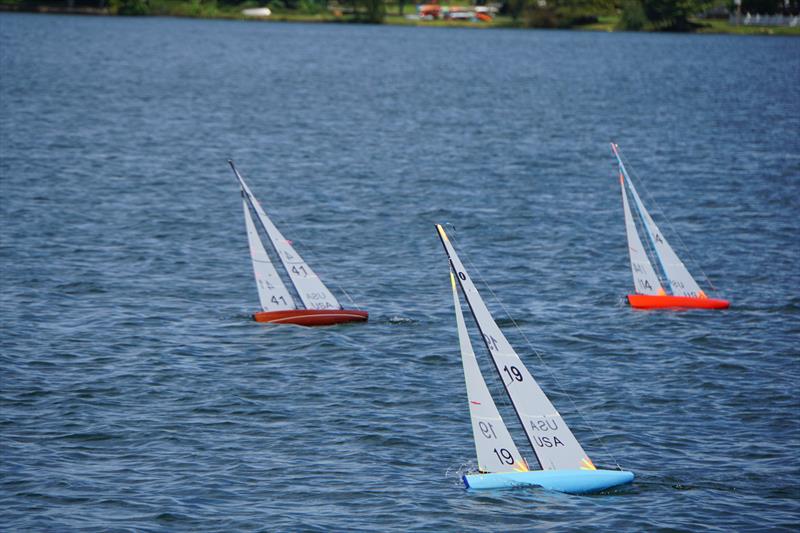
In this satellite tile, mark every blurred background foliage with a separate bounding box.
[1,0,797,29]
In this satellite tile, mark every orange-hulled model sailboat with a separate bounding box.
[612,144,730,310]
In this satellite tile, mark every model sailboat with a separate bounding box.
[436,224,634,494]
[612,144,730,310]
[229,161,368,326]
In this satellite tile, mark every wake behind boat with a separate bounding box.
[612,144,730,310]
[229,161,367,326]
[436,224,634,494]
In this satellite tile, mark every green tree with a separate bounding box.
[507,0,529,20]
[640,0,712,29]
[739,0,795,12]
[618,0,648,28]
[521,0,613,27]
[108,0,149,14]
[356,0,384,21]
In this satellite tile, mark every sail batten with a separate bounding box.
[233,165,342,311]
[613,146,705,298]
[438,225,594,472]
[451,271,528,474]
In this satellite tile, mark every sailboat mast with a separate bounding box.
[611,146,705,298]
[436,228,546,470]
[228,161,342,310]
[436,224,596,471]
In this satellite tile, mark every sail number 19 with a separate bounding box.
[503,365,523,382]
[493,448,515,465]
[478,421,497,439]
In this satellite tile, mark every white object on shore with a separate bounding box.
[242,7,271,17]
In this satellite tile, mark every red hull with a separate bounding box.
[627,294,730,310]
[252,309,368,326]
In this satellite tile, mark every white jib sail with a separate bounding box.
[620,172,665,296]
[438,225,596,472]
[451,271,528,474]
[243,198,296,311]
[613,150,704,298]
[233,164,342,310]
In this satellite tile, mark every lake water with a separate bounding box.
[1,12,799,531]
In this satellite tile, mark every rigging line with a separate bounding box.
[616,149,720,293]
[447,225,623,470]
[237,169,361,310]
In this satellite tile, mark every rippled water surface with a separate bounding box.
[2,13,799,531]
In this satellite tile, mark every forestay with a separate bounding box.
[613,149,704,298]
[242,198,296,311]
[451,271,528,474]
[232,164,342,310]
[438,225,595,472]
[620,173,664,296]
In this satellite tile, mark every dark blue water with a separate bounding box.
[2,13,799,530]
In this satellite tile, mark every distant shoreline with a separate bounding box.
[1,4,798,36]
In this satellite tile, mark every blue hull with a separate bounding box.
[463,469,634,494]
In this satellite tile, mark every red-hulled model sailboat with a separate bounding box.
[229,161,368,326]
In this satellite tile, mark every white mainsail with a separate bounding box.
[438,225,596,472]
[451,270,528,474]
[620,173,665,296]
[243,198,296,311]
[231,163,342,311]
[613,148,705,298]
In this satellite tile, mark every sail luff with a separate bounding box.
[612,146,705,298]
[242,197,296,311]
[620,171,665,296]
[451,270,529,474]
[230,162,342,310]
[437,225,595,472]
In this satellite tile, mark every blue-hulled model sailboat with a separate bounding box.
[436,224,634,494]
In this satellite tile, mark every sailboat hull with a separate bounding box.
[463,469,634,494]
[627,294,730,309]
[253,309,368,326]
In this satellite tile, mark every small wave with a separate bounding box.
[386,315,417,325]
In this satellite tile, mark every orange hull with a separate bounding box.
[252,309,368,326]
[627,294,730,310]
